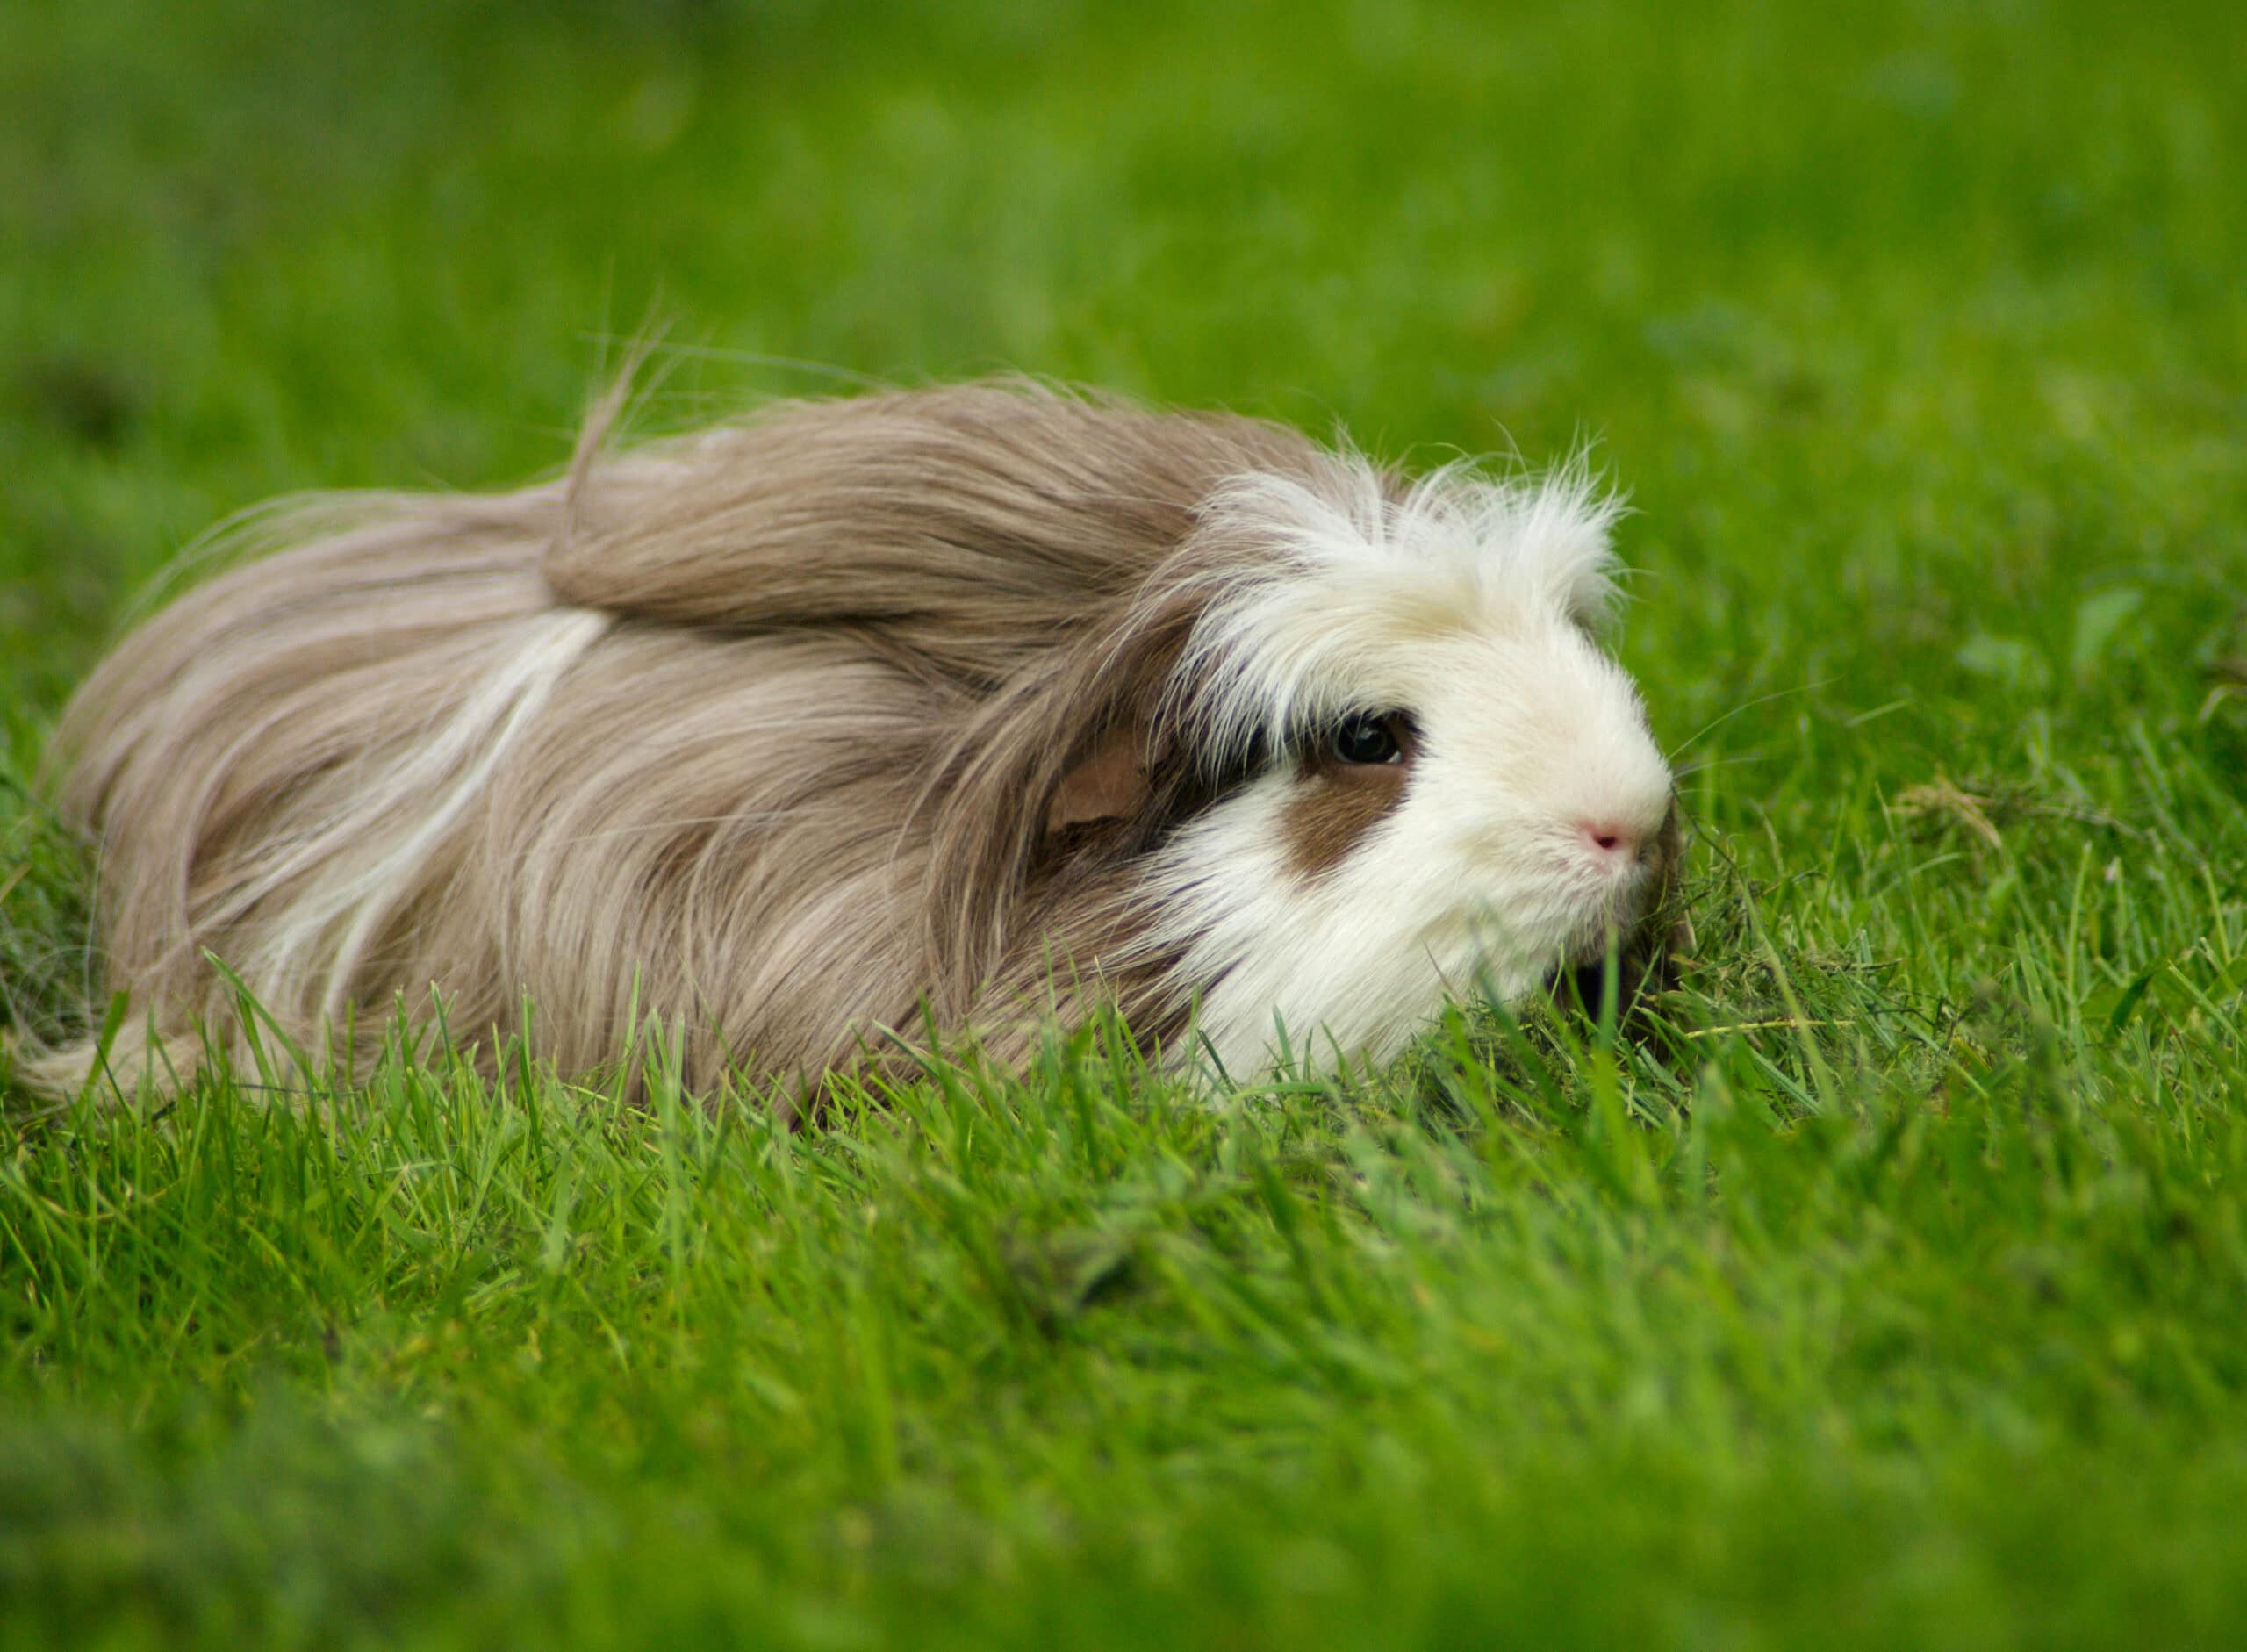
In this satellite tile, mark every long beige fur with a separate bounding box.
[30,380,1348,1101]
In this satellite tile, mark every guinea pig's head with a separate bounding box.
[1078,456,1676,1077]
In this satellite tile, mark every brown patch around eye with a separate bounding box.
[1282,714,1418,879]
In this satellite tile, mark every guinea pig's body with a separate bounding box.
[32,380,1678,1102]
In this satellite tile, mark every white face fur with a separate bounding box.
[1136,458,1676,1077]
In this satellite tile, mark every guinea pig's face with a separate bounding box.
[1138,463,1675,1076]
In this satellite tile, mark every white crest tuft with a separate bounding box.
[1164,452,1626,765]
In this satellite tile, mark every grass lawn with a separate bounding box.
[5,0,2247,1644]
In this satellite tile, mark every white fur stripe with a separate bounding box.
[211,607,612,1016]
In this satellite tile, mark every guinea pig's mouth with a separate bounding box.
[1547,913,1682,1023]
[1556,952,1651,1022]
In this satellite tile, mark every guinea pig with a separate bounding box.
[27,378,1681,1103]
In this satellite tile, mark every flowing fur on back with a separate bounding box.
[32,381,1360,1098]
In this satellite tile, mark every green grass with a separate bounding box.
[4,0,2247,1644]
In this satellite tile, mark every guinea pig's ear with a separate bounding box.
[1045,722,1149,833]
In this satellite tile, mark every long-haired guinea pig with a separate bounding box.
[28,378,1682,1103]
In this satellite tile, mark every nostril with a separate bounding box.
[1580,820,1637,857]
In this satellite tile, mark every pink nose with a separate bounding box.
[1579,819,1641,858]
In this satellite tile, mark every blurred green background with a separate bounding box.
[7,0,2241,726]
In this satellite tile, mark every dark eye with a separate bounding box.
[1330,712,1409,766]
